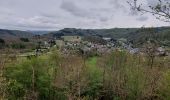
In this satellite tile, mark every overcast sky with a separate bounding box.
[0,0,169,30]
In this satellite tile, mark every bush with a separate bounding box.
[20,38,29,42]
[0,38,5,49]
[11,43,26,49]
[5,56,54,99]
[3,49,170,100]
[0,38,5,44]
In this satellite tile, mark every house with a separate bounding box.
[156,47,168,56]
[103,37,111,41]
[129,48,140,54]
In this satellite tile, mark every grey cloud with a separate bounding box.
[110,0,127,12]
[100,17,109,22]
[136,16,149,21]
[60,0,112,23]
[0,0,169,30]
[60,0,92,18]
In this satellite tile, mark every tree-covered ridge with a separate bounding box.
[49,28,138,39]
[0,29,33,39]
[127,27,170,47]
[1,27,170,44]
[49,27,170,47]
[0,29,36,50]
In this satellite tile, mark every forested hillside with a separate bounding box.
[49,27,170,47]
[49,28,138,39]
[0,29,33,42]
[127,27,170,47]
[0,29,35,50]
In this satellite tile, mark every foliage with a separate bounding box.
[127,27,170,47]
[83,36,107,45]
[0,38,5,49]
[2,49,170,100]
[20,38,29,42]
[0,38,5,44]
[11,43,26,49]
[85,57,103,99]
[5,56,54,100]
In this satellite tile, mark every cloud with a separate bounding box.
[136,16,148,21]
[0,0,169,30]
[60,0,108,20]
[60,1,89,18]
[60,0,112,22]
[110,0,127,12]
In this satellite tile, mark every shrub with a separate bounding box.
[0,38,5,49]
[0,38,5,44]
[11,43,26,49]
[3,49,170,99]
[5,56,54,99]
[20,38,29,42]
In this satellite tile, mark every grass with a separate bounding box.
[87,57,97,67]
[86,56,102,81]
[86,57,99,75]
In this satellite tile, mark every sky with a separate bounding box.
[0,0,170,30]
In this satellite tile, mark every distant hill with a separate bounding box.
[0,29,34,42]
[0,29,37,50]
[47,27,170,47]
[27,31,51,35]
[48,28,138,39]
[127,27,170,47]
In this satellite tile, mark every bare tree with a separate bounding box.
[144,41,158,68]
[128,0,170,22]
[140,27,160,68]
[54,56,88,100]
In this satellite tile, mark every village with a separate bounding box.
[38,35,169,57]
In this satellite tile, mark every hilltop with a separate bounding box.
[48,28,138,39]
[0,29,33,42]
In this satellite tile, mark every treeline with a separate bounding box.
[0,38,36,50]
[0,48,170,100]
